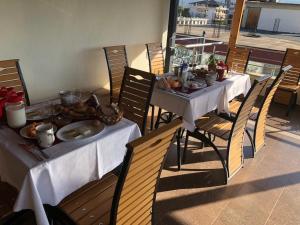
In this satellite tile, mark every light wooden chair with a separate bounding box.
[0,59,30,105]
[225,47,251,74]
[274,48,300,116]
[45,118,182,225]
[118,67,156,135]
[253,65,292,152]
[183,76,271,183]
[228,66,292,155]
[103,45,128,103]
[145,43,174,130]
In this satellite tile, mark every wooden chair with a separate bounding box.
[0,209,36,225]
[228,66,292,155]
[274,48,300,116]
[225,47,251,73]
[183,76,271,183]
[45,118,182,225]
[145,43,165,76]
[118,67,156,135]
[145,43,174,130]
[0,59,30,105]
[103,45,128,103]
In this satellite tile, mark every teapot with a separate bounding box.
[216,61,228,81]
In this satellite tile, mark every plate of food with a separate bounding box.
[20,122,57,139]
[61,102,97,120]
[56,120,105,142]
[188,81,206,90]
[26,105,62,121]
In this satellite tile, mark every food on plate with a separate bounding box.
[63,126,93,139]
[26,122,42,138]
[195,68,208,78]
[93,120,102,127]
[86,106,96,114]
[166,77,182,88]
[157,77,171,90]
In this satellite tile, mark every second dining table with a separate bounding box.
[151,72,252,131]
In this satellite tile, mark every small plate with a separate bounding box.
[56,120,105,142]
[20,123,57,139]
[26,106,60,121]
[188,81,206,90]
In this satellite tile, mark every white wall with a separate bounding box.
[0,0,170,103]
[257,8,300,33]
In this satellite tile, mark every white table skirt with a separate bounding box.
[151,73,251,131]
[0,118,141,225]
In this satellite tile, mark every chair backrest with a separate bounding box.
[227,75,271,177]
[280,48,300,86]
[225,47,251,74]
[103,45,128,103]
[0,59,30,105]
[118,67,156,135]
[145,43,165,75]
[254,65,292,152]
[110,118,182,225]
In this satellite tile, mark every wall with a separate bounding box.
[257,8,300,33]
[0,0,170,103]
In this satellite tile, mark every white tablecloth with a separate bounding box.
[151,73,251,131]
[0,118,141,225]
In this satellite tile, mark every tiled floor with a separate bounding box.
[154,115,300,225]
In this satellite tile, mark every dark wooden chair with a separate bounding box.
[274,48,300,116]
[0,210,36,225]
[145,43,174,130]
[0,59,30,105]
[228,66,292,155]
[225,47,251,74]
[103,45,128,103]
[183,76,271,183]
[45,118,182,225]
[118,67,156,135]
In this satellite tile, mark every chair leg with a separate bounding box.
[177,128,182,171]
[286,92,295,116]
[188,130,228,184]
[183,132,189,164]
[245,128,255,158]
[155,108,162,129]
[150,105,155,130]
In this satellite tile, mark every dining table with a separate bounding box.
[151,72,252,131]
[0,99,141,225]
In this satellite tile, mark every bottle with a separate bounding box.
[5,93,26,128]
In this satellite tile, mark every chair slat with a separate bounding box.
[104,45,128,103]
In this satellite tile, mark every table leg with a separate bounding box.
[177,128,182,171]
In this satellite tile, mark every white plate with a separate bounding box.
[56,120,105,142]
[26,108,50,121]
[20,123,57,139]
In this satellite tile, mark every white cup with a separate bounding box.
[36,123,55,148]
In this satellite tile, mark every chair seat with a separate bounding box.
[59,173,118,225]
[278,83,299,92]
[229,99,259,120]
[196,113,233,140]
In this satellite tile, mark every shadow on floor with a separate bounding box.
[156,171,300,219]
